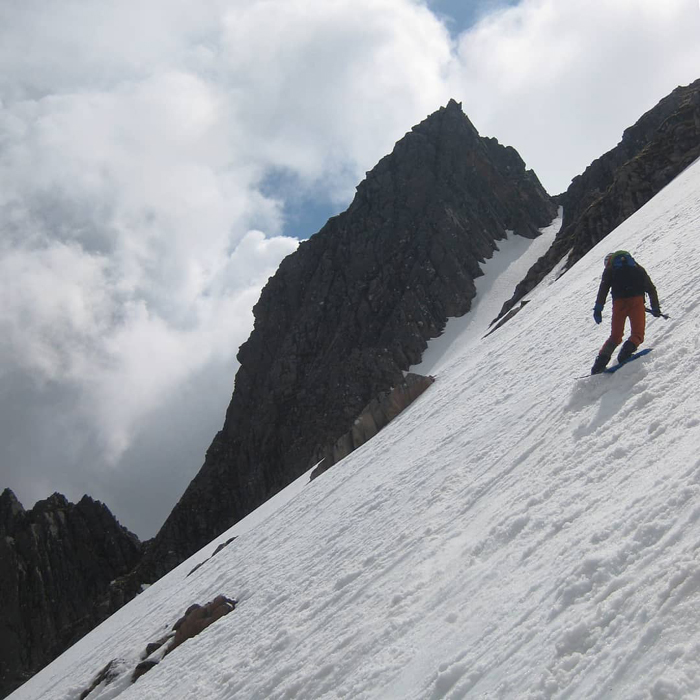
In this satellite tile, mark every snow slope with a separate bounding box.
[411,209,563,376]
[12,158,700,700]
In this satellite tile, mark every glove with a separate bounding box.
[593,304,603,324]
[651,307,661,317]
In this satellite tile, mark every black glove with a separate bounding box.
[593,304,603,324]
[651,307,661,317]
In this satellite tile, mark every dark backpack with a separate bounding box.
[611,257,646,298]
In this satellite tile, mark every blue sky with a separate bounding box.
[429,0,520,34]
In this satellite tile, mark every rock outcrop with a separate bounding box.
[497,78,700,319]
[310,372,435,480]
[0,489,142,699]
[187,537,237,577]
[78,596,237,698]
[137,99,557,583]
[128,595,237,684]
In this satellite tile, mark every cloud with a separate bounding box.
[0,0,455,536]
[0,0,698,537]
[448,0,700,192]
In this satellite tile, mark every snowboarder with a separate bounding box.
[590,250,661,375]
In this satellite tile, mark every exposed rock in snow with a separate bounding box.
[77,595,237,698]
[310,372,435,480]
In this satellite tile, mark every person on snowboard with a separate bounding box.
[590,250,661,375]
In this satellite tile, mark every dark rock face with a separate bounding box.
[0,489,142,699]
[138,99,556,582]
[498,78,700,319]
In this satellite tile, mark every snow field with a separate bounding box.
[12,158,700,700]
[411,208,563,376]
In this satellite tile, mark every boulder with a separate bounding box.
[168,595,237,655]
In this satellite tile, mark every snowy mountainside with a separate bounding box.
[12,159,700,699]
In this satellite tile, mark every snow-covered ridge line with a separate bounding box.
[12,160,700,699]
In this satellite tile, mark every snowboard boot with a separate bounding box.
[591,353,612,375]
[617,340,637,364]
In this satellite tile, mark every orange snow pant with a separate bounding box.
[600,296,646,355]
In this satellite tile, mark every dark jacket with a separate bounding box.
[595,262,659,309]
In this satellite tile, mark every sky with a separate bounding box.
[1,0,699,539]
[13,155,700,700]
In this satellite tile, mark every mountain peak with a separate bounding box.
[0,488,25,536]
[407,97,479,142]
[137,102,555,584]
[30,492,70,514]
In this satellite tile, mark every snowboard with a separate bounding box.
[603,347,653,373]
[579,348,653,379]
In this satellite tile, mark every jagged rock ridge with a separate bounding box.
[138,99,557,581]
[0,489,142,699]
[498,78,700,319]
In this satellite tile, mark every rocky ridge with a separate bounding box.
[0,489,142,698]
[497,78,700,319]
